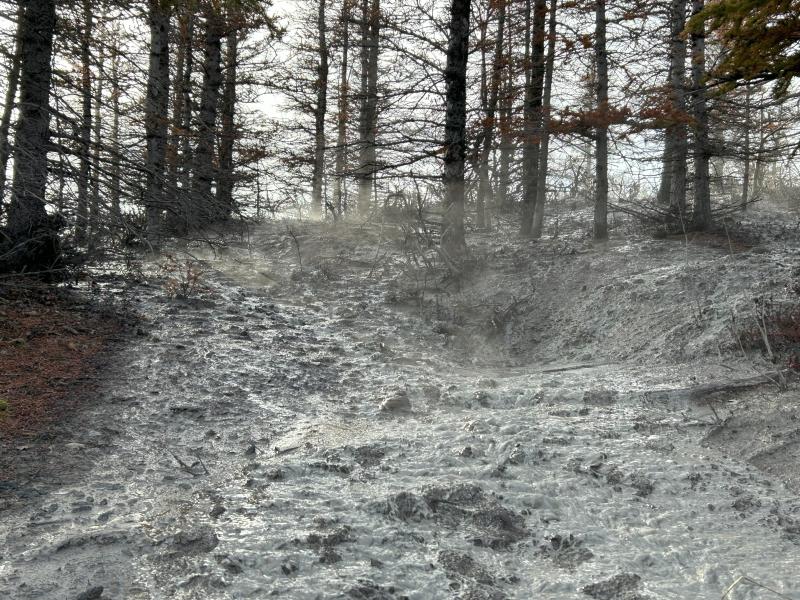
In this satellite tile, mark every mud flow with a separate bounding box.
[1,217,799,599]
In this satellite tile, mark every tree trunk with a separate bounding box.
[311,0,329,216]
[333,0,350,216]
[532,0,556,238]
[0,4,24,213]
[180,12,195,196]
[593,0,608,241]
[476,0,505,230]
[76,0,93,247]
[658,0,687,214]
[520,0,547,236]
[441,0,471,260]
[690,0,710,230]
[89,41,105,250]
[167,10,189,196]
[216,28,239,219]
[498,29,512,211]
[742,84,751,210]
[110,37,121,223]
[356,0,379,215]
[4,0,58,272]
[190,4,224,227]
[144,0,171,240]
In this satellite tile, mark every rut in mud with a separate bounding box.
[1,217,799,600]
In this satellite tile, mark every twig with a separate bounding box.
[720,575,795,599]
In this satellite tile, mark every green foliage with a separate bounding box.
[692,0,800,94]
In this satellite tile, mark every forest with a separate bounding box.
[1,0,800,598]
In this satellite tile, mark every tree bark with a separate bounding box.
[311,0,329,216]
[356,0,379,215]
[742,84,751,210]
[476,0,505,230]
[4,0,58,271]
[333,0,350,216]
[89,41,105,250]
[593,0,609,241]
[690,0,710,230]
[0,4,24,213]
[520,0,547,236]
[532,0,556,238]
[110,37,121,223]
[216,27,239,219]
[76,0,93,247]
[180,12,195,196]
[144,0,171,240]
[441,0,471,260]
[190,3,224,227]
[657,0,688,215]
[498,28,512,211]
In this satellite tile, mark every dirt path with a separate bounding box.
[1,222,799,599]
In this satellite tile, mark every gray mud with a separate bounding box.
[1,216,799,599]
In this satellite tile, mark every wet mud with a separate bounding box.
[1,218,799,599]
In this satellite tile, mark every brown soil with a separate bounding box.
[0,281,123,440]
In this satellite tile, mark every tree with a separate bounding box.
[531,0,556,238]
[656,0,688,216]
[356,0,379,215]
[190,0,225,227]
[693,0,800,93]
[690,0,710,229]
[441,0,471,259]
[311,0,329,215]
[520,0,547,237]
[217,25,240,218]
[0,3,23,213]
[3,0,58,271]
[475,0,505,229]
[144,0,172,239]
[333,0,352,216]
[593,0,608,241]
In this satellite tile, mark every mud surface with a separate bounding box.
[1,216,799,599]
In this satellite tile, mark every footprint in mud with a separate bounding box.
[380,484,528,550]
[582,573,652,600]
[437,550,508,599]
[537,533,594,569]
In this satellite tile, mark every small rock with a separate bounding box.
[380,390,412,413]
[244,444,257,456]
[583,573,642,600]
[210,504,226,518]
[459,446,474,458]
[75,587,104,600]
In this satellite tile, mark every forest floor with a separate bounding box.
[1,205,799,599]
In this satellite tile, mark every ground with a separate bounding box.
[0,208,799,599]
